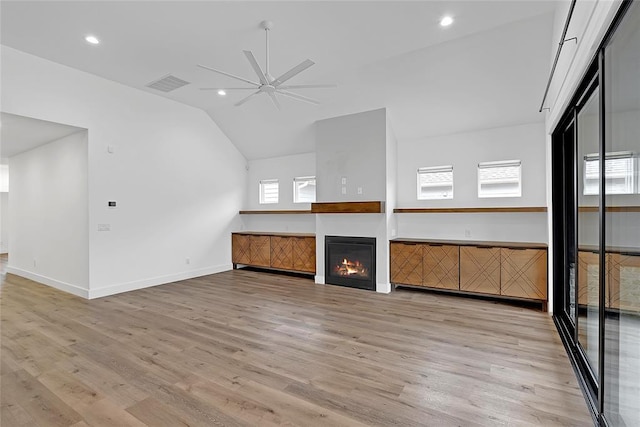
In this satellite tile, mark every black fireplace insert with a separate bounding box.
[325,236,376,291]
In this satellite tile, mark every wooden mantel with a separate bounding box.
[311,201,385,214]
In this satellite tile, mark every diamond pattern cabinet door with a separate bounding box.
[460,246,501,295]
[609,253,640,312]
[501,248,547,300]
[249,235,271,267]
[390,242,423,286]
[232,234,251,265]
[423,245,459,290]
[578,251,601,307]
[270,236,293,270]
[293,237,316,273]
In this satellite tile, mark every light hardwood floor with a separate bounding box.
[1,268,592,426]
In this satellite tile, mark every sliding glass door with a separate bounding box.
[603,2,640,425]
[552,2,640,425]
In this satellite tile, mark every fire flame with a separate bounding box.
[334,258,368,277]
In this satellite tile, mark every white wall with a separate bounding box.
[2,46,247,298]
[245,152,316,211]
[8,131,89,296]
[396,122,548,242]
[316,108,387,202]
[1,192,9,254]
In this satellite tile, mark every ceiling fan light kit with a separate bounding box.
[198,20,336,110]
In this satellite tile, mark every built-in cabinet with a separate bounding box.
[390,239,548,308]
[232,232,316,274]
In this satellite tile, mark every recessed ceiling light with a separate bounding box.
[85,35,100,45]
[440,16,454,27]
[217,89,227,96]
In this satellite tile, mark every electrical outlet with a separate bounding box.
[341,186,347,195]
[98,224,111,231]
[185,257,190,265]
[465,229,471,237]
[33,259,37,267]
[341,177,347,185]
[357,187,363,195]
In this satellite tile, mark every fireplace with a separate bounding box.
[325,236,376,291]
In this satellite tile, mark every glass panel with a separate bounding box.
[577,88,600,379]
[563,123,577,323]
[604,2,640,425]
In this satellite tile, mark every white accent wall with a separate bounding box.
[1,46,247,298]
[396,122,548,242]
[8,131,89,296]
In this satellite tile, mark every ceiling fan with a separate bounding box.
[198,20,336,110]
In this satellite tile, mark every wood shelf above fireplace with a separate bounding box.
[311,201,385,214]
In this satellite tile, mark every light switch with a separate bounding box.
[341,177,347,185]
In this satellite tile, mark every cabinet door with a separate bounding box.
[501,248,547,300]
[249,235,271,267]
[423,244,459,290]
[609,253,640,312]
[293,237,316,273]
[270,236,293,270]
[390,242,422,286]
[460,246,501,295]
[232,234,251,265]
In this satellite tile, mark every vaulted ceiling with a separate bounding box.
[1,1,558,160]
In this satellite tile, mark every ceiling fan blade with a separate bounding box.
[267,92,281,110]
[235,90,261,107]
[243,51,269,85]
[276,89,320,105]
[272,59,315,87]
[200,87,258,90]
[277,84,337,89]
[197,64,260,87]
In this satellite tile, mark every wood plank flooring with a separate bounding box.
[1,267,592,426]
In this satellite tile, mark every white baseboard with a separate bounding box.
[88,263,233,299]
[314,275,325,284]
[6,266,89,299]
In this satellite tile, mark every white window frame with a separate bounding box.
[259,179,279,204]
[293,176,316,203]
[417,165,454,200]
[477,160,522,198]
[583,152,636,196]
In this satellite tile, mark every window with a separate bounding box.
[417,166,453,200]
[478,160,521,198]
[583,152,635,195]
[259,179,279,204]
[293,176,316,203]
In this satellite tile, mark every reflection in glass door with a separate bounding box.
[604,2,640,425]
[577,88,601,380]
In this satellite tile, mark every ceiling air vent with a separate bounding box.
[146,74,190,92]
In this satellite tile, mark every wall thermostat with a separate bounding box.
[108,201,117,208]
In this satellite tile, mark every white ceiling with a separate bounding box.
[0,112,85,160]
[0,1,559,160]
